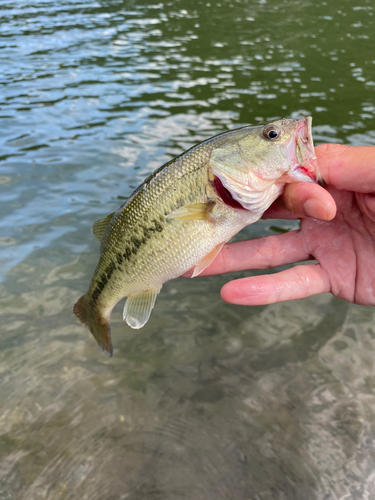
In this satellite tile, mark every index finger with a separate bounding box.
[316,144,375,192]
[185,230,311,277]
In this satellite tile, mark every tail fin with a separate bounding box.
[73,295,113,357]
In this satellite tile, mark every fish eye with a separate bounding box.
[263,125,281,141]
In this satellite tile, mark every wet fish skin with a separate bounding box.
[74,117,318,357]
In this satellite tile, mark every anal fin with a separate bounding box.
[192,243,225,278]
[123,287,162,329]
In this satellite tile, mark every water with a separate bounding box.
[1,0,375,498]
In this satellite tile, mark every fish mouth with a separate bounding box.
[284,116,323,185]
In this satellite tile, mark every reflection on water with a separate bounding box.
[1,0,375,498]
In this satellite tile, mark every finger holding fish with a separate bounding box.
[220,264,330,305]
[183,181,336,278]
[183,230,312,278]
[263,181,337,220]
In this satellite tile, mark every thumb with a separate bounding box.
[279,182,336,220]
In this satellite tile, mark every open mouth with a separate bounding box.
[296,117,316,164]
[295,164,318,182]
[287,116,321,184]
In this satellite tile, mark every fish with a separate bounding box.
[73,116,319,357]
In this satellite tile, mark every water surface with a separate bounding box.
[1,0,375,498]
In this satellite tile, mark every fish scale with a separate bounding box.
[73,117,319,356]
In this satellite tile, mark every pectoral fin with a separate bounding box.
[192,243,225,278]
[123,287,162,329]
[166,203,212,222]
[92,212,115,242]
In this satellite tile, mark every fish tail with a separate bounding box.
[73,295,113,357]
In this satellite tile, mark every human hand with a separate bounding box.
[196,144,375,306]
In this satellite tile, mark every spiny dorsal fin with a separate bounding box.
[91,212,115,242]
[123,287,162,329]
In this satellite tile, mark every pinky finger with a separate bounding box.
[221,264,330,305]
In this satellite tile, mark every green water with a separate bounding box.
[1,0,375,498]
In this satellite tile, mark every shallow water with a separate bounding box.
[1,0,375,498]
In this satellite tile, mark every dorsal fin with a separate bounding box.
[91,212,115,242]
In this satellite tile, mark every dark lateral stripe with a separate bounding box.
[91,261,116,305]
[90,217,165,306]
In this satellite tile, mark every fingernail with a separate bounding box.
[304,198,328,220]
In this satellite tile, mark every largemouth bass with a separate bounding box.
[74,117,319,357]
